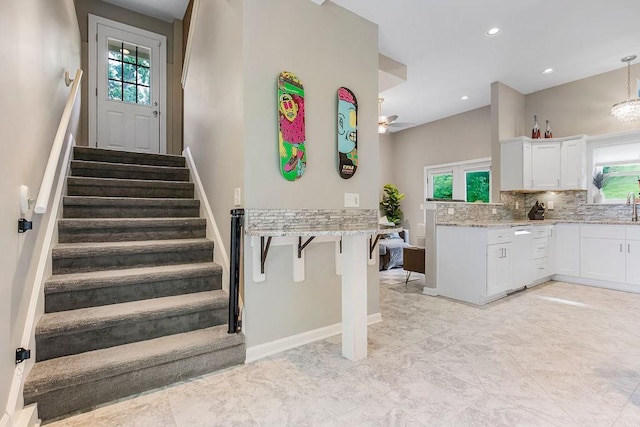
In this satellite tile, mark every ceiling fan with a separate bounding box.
[377,98,398,134]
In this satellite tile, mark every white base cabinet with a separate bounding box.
[554,224,580,277]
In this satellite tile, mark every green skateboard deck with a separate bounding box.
[337,87,358,179]
[278,71,306,181]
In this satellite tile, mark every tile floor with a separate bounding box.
[48,270,640,426]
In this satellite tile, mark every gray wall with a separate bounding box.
[74,0,183,154]
[525,63,640,137]
[391,107,492,244]
[379,132,395,193]
[0,0,81,416]
[491,82,526,202]
[241,0,380,347]
[183,0,244,279]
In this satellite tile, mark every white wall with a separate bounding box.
[0,0,81,418]
[391,107,492,244]
[241,0,379,346]
[183,0,244,273]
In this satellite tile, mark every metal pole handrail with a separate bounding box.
[228,208,244,333]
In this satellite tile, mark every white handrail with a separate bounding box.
[34,69,83,214]
[181,0,200,89]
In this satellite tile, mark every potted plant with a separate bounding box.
[380,184,405,225]
[592,171,606,203]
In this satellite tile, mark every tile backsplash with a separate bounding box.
[434,190,636,223]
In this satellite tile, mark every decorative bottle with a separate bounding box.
[532,115,541,139]
[544,120,552,138]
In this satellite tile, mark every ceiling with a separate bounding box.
[331,0,640,131]
[102,0,640,131]
[101,0,189,22]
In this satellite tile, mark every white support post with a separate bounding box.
[341,234,368,361]
[334,240,342,276]
[293,241,305,282]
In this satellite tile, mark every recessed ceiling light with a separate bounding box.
[460,95,469,101]
[542,68,554,74]
[485,27,501,36]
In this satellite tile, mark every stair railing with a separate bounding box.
[228,209,244,333]
[34,69,83,214]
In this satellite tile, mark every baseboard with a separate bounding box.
[552,274,640,294]
[12,405,38,427]
[183,146,230,292]
[246,313,382,363]
[422,287,438,296]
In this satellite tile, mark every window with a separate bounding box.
[425,158,491,202]
[593,142,640,203]
[107,39,151,105]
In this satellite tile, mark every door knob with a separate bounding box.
[153,111,158,118]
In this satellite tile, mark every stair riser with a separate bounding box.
[63,205,200,218]
[26,343,245,421]
[71,166,190,182]
[46,275,221,312]
[58,225,206,243]
[73,148,185,168]
[36,308,228,361]
[53,248,213,274]
[67,184,194,199]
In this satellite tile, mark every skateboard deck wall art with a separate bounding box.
[277,71,306,181]
[337,87,357,179]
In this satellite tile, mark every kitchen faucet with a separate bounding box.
[627,192,638,222]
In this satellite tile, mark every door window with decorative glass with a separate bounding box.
[107,39,151,105]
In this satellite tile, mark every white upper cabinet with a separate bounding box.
[560,139,587,190]
[531,143,561,190]
[500,136,586,191]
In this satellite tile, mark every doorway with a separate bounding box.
[88,15,167,154]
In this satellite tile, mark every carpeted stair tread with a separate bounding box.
[45,262,221,294]
[25,325,243,396]
[70,160,190,181]
[58,217,207,242]
[67,177,194,198]
[53,238,213,258]
[63,196,200,218]
[58,217,205,229]
[36,290,227,338]
[73,146,185,167]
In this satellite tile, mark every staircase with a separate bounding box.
[24,146,245,421]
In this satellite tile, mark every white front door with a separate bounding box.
[90,16,166,153]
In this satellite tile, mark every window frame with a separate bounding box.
[424,158,492,203]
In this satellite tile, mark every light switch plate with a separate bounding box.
[344,193,360,207]
[548,201,554,210]
[419,204,424,210]
[492,208,497,214]
[447,208,454,215]
[234,188,241,206]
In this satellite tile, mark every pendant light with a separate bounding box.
[611,55,640,122]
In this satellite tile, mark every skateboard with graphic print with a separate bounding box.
[337,87,357,179]
[277,71,306,181]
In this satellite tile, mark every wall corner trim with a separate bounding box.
[245,313,382,363]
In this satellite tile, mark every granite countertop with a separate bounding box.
[246,226,403,237]
[438,219,640,228]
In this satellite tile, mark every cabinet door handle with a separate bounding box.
[628,244,631,253]
[557,179,560,187]
[620,243,623,253]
